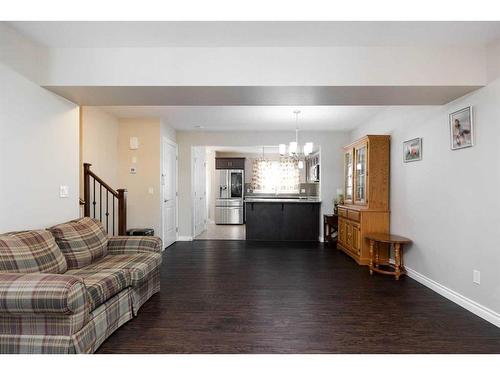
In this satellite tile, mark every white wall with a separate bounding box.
[117,118,162,236]
[160,119,177,142]
[351,79,500,318]
[0,22,48,83]
[79,111,177,239]
[81,106,119,188]
[45,46,487,86]
[486,39,500,82]
[176,131,350,239]
[0,62,79,232]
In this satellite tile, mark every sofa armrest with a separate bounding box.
[107,236,163,255]
[0,273,87,315]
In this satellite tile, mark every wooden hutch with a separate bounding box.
[337,135,390,265]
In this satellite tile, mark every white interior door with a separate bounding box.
[192,147,207,237]
[162,138,177,248]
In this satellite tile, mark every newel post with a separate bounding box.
[117,188,127,235]
[83,163,91,217]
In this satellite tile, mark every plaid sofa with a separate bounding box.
[0,217,162,354]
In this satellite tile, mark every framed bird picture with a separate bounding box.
[450,106,474,150]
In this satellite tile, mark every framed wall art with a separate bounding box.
[450,106,474,150]
[403,137,422,163]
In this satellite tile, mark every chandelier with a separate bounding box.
[279,110,313,167]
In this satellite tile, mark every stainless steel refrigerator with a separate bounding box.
[215,169,244,224]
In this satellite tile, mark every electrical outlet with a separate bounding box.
[473,270,481,285]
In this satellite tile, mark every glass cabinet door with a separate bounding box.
[344,150,354,203]
[354,144,367,204]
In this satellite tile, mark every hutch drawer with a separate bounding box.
[347,209,360,222]
[338,207,348,218]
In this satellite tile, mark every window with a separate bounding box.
[251,157,300,194]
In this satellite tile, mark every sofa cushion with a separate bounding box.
[84,253,162,286]
[0,230,67,274]
[48,217,109,270]
[66,268,131,311]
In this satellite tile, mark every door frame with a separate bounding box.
[161,137,178,248]
[191,146,207,238]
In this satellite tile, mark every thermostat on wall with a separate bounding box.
[129,137,139,150]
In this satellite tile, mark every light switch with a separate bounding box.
[148,187,154,195]
[59,185,69,198]
[130,166,137,174]
[132,156,137,163]
[129,137,139,150]
[473,270,481,285]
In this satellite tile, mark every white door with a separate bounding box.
[162,138,177,248]
[192,147,207,237]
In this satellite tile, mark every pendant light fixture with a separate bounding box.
[279,110,314,163]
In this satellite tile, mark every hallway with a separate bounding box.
[194,223,246,240]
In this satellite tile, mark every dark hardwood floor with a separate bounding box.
[97,240,500,353]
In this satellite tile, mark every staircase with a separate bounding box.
[82,163,127,235]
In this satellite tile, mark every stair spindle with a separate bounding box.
[106,190,109,233]
[93,178,96,218]
[82,163,127,236]
[112,195,115,236]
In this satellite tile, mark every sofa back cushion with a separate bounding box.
[0,230,68,274]
[48,217,109,270]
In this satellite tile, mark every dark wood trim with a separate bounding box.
[117,188,127,235]
[83,163,91,217]
[215,157,245,170]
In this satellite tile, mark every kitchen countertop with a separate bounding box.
[245,197,321,203]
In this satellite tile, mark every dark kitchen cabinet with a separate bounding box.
[245,202,283,241]
[245,201,321,241]
[282,203,320,241]
[215,158,245,170]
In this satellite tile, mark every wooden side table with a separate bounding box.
[365,233,412,280]
[323,214,338,247]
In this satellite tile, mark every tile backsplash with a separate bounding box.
[299,182,319,197]
[245,182,319,197]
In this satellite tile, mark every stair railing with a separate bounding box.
[83,163,127,235]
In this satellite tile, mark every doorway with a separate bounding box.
[193,146,246,240]
[162,137,178,248]
[192,146,208,238]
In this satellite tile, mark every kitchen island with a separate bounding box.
[245,198,321,241]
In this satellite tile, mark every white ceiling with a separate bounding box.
[8,21,500,48]
[99,105,385,131]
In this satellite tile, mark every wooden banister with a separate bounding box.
[87,170,119,198]
[117,189,127,236]
[83,163,127,235]
[83,163,91,217]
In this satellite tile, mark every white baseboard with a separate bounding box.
[406,266,500,328]
[177,236,193,241]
